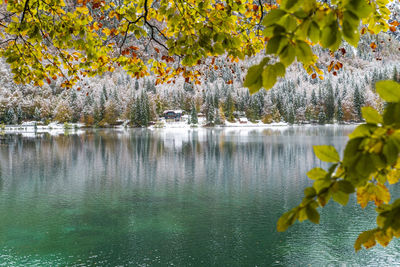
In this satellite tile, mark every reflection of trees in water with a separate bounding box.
[0,127,352,198]
[0,126,360,266]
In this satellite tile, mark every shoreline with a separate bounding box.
[0,121,360,135]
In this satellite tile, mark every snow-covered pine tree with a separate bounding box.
[34,107,41,121]
[69,90,80,123]
[205,94,215,125]
[336,97,344,123]
[311,89,318,106]
[102,84,108,101]
[318,110,326,124]
[353,85,363,121]
[325,83,335,123]
[224,92,235,122]
[135,79,140,91]
[16,104,23,124]
[190,102,198,124]
[5,107,16,125]
[214,108,222,125]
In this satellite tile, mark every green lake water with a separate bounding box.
[0,126,399,266]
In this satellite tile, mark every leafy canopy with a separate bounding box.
[0,0,269,87]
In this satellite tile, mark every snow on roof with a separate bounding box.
[163,110,184,114]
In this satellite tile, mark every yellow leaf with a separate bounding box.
[357,183,390,208]
[375,230,392,247]
[102,28,111,36]
[387,169,400,184]
[76,6,89,15]
[93,22,99,31]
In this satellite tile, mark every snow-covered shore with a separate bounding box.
[1,120,359,136]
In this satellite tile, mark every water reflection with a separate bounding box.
[0,126,399,266]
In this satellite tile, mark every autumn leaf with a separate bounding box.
[357,183,390,208]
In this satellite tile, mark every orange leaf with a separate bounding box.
[370,42,377,49]
[361,27,367,35]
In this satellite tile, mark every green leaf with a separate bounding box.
[361,107,382,124]
[295,40,313,64]
[308,21,320,43]
[383,139,399,165]
[337,180,355,194]
[307,167,327,180]
[304,187,317,198]
[320,23,342,50]
[342,11,360,47]
[305,205,320,224]
[281,0,301,11]
[274,62,286,77]
[262,64,277,91]
[349,124,375,139]
[313,145,340,163]
[345,0,372,19]
[262,9,287,27]
[383,103,400,125]
[293,10,308,19]
[333,190,350,205]
[375,80,400,102]
[279,44,296,66]
[244,57,269,94]
[281,14,298,32]
[266,36,282,54]
[277,209,298,232]
[313,178,332,193]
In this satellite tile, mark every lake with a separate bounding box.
[0,126,399,266]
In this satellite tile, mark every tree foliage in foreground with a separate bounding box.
[0,0,268,87]
[1,0,400,251]
[278,80,400,251]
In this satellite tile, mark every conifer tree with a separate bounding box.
[34,107,41,121]
[353,86,363,121]
[102,85,108,101]
[135,79,140,91]
[214,108,222,125]
[318,110,326,125]
[5,107,16,125]
[205,95,215,125]
[16,105,23,124]
[99,93,106,121]
[224,92,235,122]
[69,91,80,122]
[325,83,335,123]
[311,89,318,106]
[336,97,344,124]
[190,102,198,124]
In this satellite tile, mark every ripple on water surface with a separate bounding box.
[0,126,399,266]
